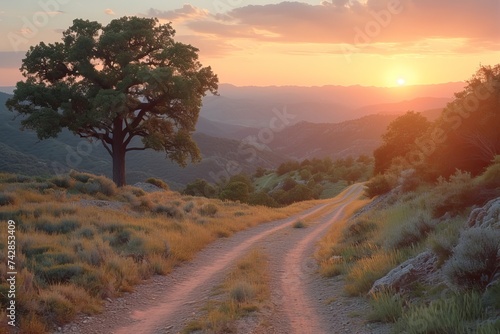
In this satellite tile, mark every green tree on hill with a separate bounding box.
[6,16,218,186]
[373,111,430,174]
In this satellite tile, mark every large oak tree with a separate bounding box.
[7,17,218,186]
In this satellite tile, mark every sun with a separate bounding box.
[397,78,406,86]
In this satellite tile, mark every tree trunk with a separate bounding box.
[112,145,126,187]
[112,117,127,187]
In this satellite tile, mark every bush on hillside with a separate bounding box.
[443,227,500,290]
[365,174,392,198]
[146,177,169,190]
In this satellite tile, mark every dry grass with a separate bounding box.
[183,249,270,333]
[0,172,315,332]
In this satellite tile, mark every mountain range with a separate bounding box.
[0,82,463,187]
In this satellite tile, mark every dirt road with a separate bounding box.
[58,183,389,334]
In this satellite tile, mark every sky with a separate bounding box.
[0,0,499,87]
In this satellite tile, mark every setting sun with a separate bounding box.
[397,78,406,86]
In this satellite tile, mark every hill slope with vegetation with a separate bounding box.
[0,171,315,332]
[316,65,500,333]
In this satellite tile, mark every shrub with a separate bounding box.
[199,203,218,217]
[0,193,17,206]
[146,177,169,190]
[292,220,306,228]
[229,282,256,303]
[35,219,81,235]
[183,201,195,213]
[395,291,485,334]
[40,264,86,284]
[345,251,403,296]
[365,175,392,198]
[50,175,73,189]
[153,205,184,219]
[368,290,404,323]
[443,227,500,289]
[385,213,436,250]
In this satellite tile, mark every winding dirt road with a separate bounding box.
[58,183,389,334]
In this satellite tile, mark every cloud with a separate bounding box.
[104,8,115,16]
[148,5,209,23]
[183,0,500,50]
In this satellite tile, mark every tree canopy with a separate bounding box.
[373,111,430,174]
[6,16,218,186]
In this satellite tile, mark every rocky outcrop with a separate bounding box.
[369,251,439,295]
[369,197,500,295]
[467,197,500,229]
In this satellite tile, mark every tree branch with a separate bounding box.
[126,146,148,152]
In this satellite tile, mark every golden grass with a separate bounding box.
[183,249,270,333]
[0,173,317,332]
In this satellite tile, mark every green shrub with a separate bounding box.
[365,175,392,198]
[35,219,81,235]
[199,203,218,217]
[482,279,500,310]
[443,227,500,289]
[395,291,485,334]
[40,264,86,284]
[386,214,436,250]
[368,290,404,323]
[343,219,378,245]
[292,220,306,228]
[146,178,169,190]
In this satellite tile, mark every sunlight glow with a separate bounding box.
[397,78,406,86]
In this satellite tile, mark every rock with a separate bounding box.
[369,251,438,295]
[467,197,500,229]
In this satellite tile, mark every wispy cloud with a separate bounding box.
[148,5,209,23]
[104,8,115,16]
[158,0,500,53]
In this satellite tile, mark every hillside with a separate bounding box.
[200,82,463,126]
[0,93,287,188]
[268,115,398,160]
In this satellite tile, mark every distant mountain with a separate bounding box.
[353,97,452,117]
[0,80,459,186]
[0,92,286,188]
[200,82,463,126]
[0,87,15,95]
[267,114,399,160]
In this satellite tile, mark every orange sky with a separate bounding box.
[1,0,500,87]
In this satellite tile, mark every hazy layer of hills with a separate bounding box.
[0,82,462,187]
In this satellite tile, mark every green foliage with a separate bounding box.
[35,219,81,235]
[368,290,404,323]
[385,213,436,250]
[183,179,217,198]
[248,191,278,207]
[394,291,485,334]
[220,181,250,202]
[365,174,392,198]
[7,16,218,186]
[443,227,500,289]
[374,111,430,174]
[40,264,86,284]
